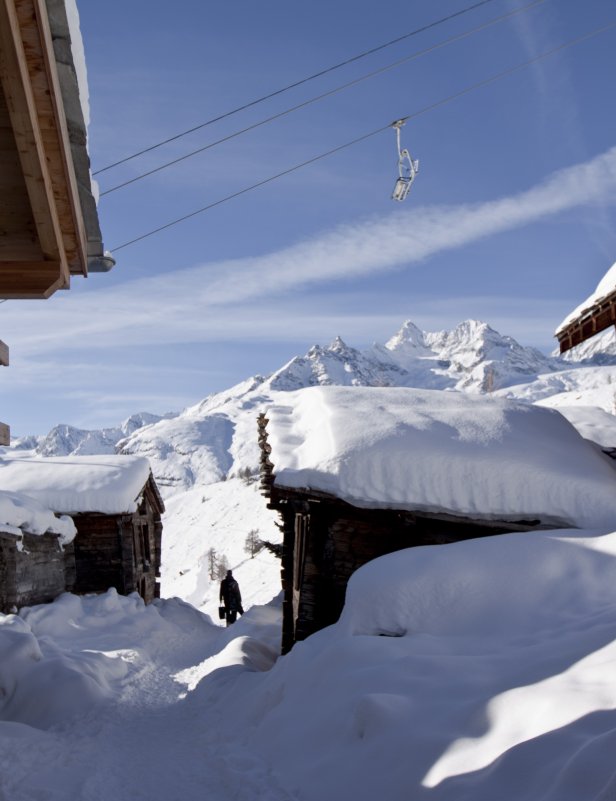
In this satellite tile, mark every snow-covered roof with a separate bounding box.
[0,455,154,515]
[556,261,616,335]
[0,490,76,545]
[266,386,616,528]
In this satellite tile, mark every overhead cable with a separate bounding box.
[93,0,499,176]
[100,0,546,197]
[111,20,616,253]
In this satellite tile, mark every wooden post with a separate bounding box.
[0,338,8,444]
[257,413,275,499]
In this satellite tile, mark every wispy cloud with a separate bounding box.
[3,143,616,359]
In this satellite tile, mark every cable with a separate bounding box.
[93,0,499,176]
[110,20,616,253]
[100,0,546,197]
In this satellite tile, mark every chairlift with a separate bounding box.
[391,119,419,202]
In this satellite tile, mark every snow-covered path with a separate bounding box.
[0,593,294,801]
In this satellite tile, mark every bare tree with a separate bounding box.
[238,465,257,485]
[215,554,230,580]
[244,529,264,558]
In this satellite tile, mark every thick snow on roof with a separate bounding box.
[267,386,616,528]
[0,455,153,515]
[63,0,90,127]
[556,260,616,334]
[0,490,76,545]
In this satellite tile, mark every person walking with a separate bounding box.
[219,570,243,626]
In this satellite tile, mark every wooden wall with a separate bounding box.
[0,531,75,613]
[278,495,540,653]
[72,489,162,604]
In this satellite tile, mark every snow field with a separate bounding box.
[161,477,282,621]
[4,527,616,800]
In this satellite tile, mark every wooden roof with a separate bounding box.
[0,0,109,299]
[555,286,616,354]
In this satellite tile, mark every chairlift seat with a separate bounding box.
[392,177,412,202]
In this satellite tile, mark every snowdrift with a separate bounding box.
[229,528,616,801]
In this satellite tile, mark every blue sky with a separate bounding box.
[2,0,616,434]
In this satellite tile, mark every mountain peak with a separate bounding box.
[385,320,430,355]
[328,335,351,354]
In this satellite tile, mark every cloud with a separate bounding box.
[3,143,616,360]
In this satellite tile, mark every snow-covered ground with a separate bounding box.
[2,525,616,800]
[161,478,281,621]
[0,591,287,801]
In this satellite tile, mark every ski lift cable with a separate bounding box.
[93,0,500,176]
[100,0,547,198]
[110,20,616,253]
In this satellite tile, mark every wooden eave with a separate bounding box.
[268,482,560,533]
[0,0,88,299]
[144,472,166,516]
[556,287,616,354]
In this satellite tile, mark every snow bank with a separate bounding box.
[0,455,153,514]
[267,386,616,528]
[339,529,616,639]
[0,490,75,545]
[556,261,616,334]
[536,404,616,449]
[0,589,220,731]
[228,528,616,801]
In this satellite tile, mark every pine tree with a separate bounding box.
[207,547,218,580]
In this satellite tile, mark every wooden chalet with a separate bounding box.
[0,456,165,605]
[69,472,164,603]
[556,262,616,354]
[0,0,114,443]
[257,386,616,653]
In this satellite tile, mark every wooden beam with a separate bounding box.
[557,289,616,354]
[0,340,8,366]
[0,260,65,297]
[0,422,9,446]
[0,0,70,288]
[22,0,89,275]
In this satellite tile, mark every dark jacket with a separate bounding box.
[220,576,242,612]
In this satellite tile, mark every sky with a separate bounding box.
[2,0,616,434]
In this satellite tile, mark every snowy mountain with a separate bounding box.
[5,319,606,496]
[269,319,555,394]
[114,319,561,495]
[31,412,174,457]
